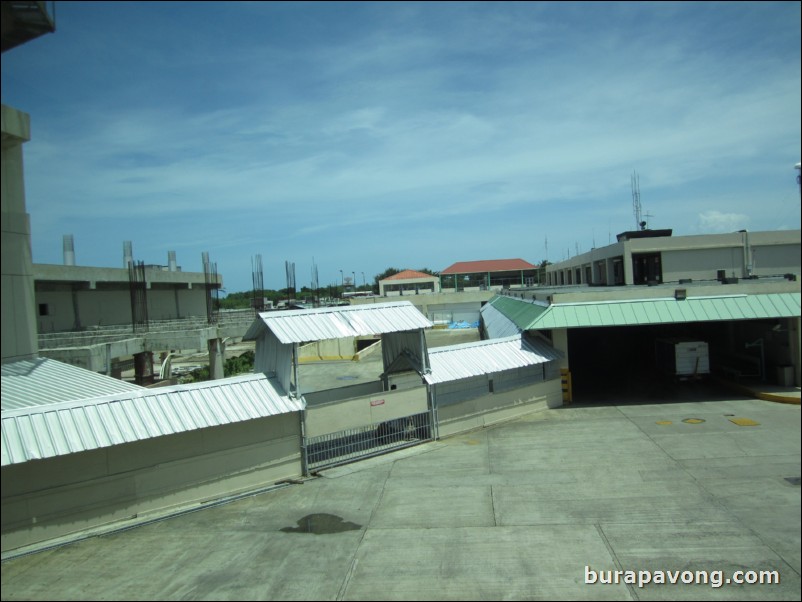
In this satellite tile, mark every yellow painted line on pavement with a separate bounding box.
[728,417,760,426]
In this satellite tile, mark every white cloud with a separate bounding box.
[697,210,750,233]
[5,2,799,291]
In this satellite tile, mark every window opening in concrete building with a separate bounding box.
[632,252,662,285]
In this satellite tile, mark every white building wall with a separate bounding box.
[545,231,801,286]
[750,244,800,277]
[660,247,746,282]
[36,285,212,333]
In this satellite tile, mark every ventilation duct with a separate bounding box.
[63,234,75,266]
[123,240,133,268]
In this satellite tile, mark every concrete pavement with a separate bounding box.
[1,392,800,600]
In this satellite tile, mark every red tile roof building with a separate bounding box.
[379,269,441,296]
[441,259,539,291]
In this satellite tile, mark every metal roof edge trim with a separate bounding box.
[552,294,749,307]
[260,300,417,317]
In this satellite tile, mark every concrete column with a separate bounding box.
[208,337,226,380]
[551,329,570,371]
[71,284,82,330]
[623,244,634,285]
[134,351,154,385]
[605,258,615,286]
[1,105,37,364]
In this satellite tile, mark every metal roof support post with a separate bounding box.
[300,408,310,476]
[429,386,440,441]
[420,329,430,374]
[292,342,300,398]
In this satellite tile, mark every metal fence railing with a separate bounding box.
[304,411,432,473]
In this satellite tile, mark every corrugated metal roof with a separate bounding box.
[479,301,522,339]
[484,295,550,332]
[441,259,537,274]
[424,336,561,385]
[2,358,144,411]
[244,301,433,344]
[486,293,801,331]
[528,293,801,329]
[383,270,437,281]
[1,374,303,466]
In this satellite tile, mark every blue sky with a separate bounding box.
[3,1,800,293]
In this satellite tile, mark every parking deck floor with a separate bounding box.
[1,391,800,600]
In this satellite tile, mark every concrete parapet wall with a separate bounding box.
[436,379,562,439]
[298,337,356,362]
[303,380,384,406]
[305,386,428,437]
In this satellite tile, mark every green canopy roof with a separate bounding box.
[487,293,801,331]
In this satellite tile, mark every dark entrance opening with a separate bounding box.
[632,253,662,284]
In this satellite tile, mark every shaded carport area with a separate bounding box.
[483,292,801,403]
[560,296,800,402]
[566,320,782,401]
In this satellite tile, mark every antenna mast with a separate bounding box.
[631,172,645,230]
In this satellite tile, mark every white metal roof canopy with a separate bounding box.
[1,374,302,467]
[424,335,562,385]
[245,302,434,396]
[244,301,433,344]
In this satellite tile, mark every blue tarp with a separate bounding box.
[448,321,479,329]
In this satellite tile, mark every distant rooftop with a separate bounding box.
[616,228,673,242]
[382,270,437,281]
[441,259,537,274]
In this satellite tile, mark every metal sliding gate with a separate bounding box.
[304,410,433,473]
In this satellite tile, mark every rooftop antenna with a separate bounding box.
[631,172,646,230]
[251,254,264,312]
